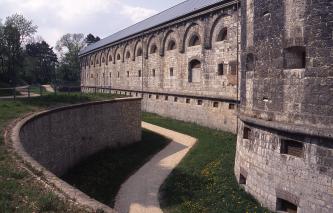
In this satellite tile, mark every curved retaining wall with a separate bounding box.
[11,97,141,212]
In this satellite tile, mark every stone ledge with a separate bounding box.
[239,114,333,140]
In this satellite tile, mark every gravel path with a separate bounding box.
[114,122,197,213]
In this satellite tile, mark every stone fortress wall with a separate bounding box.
[235,0,333,212]
[19,98,142,176]
[80,0,241,133]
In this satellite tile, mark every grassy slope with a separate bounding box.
[142,113,271,213]
[62,129,170,207]
[0,93,123,212]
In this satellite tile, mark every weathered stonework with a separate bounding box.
[80,1,241,133]
[236,0,333,212]
[11,98,141,212]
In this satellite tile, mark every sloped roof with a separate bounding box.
[79,0,227,56]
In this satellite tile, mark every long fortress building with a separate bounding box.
[79,0,333,212]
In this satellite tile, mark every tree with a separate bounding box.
[85,33,101,45]
[5,14,38,44]
[24,41,58,84]
[0,24,23,85]
[56,33,85,83]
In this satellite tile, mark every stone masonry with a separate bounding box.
[235,0,333,212]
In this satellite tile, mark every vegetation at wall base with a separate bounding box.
[142,112,271,213]
[0,93,122,212]
[62,129,170,207]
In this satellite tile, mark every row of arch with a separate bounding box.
[81,12,235,68]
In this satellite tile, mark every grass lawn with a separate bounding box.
[0,93,123,212]
[62,129,170,207]
[142,112,271,213]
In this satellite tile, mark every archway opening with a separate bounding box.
[167,40,176,51]
[150,44,157,54]
[188,34,200,47]
[217,27,228,41]
[126,51,131,59]
[188,59,201,83]
[137,48,143,57]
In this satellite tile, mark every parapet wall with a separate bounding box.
[19,98,142,177]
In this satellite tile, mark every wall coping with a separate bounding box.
[7,98,142,213]
[239,114,333,140]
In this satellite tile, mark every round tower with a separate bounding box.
[235,0,333,212]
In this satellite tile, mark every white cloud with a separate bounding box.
[120,5,157,22]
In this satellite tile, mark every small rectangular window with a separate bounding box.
[138,70,142,77]
[280,139,304,158]
[152,69,156,77]
[276,198,298,213]
[186,98,190,104]
[117,72,120,78]
[218,63,224,75]
[229,103,235,110]
[174,97,178,102]
[239,174,246,185]
[213,102,219,108]
[156,95,159,100]
[136,92,138,96]
[149,94,152,98]
[127,71,129,77]
[165,95,168,101]
[170,68,174,77]
[243,127,251,139]
[197,100,203,105]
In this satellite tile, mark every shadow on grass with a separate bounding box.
[61,129,170,207]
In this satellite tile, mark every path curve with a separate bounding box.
[115,122,197,213]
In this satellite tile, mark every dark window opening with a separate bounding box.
[102,57,105,63]
[167,40,176,51]
[239,174,247,185]
[246,53,255,71]
[280,139,304,158]
[243,127,252,139]
[213,102,219,108]
[186,98,190,104]
[149,94,152,98]
[91,61,94,65]
[218,63,224,75]
[229,103,235,110]
[156,95,159,99]
[174,97,178,102]
[109,55,112,61]
[229,61,237,75]
[189,59,201,83]
[126,51,131,59]
[117,54,121,60]
[170,68,174,77]
[189,34,200,47]
[138,70,142,77]
[137,48,143,57]
[152,69,156,77]
[127,71,129,77]
[136,92,138,96]
[198,100,203,105]
[109,73,111,78]
[217,27,228,41]
[276,198,298,213]
[284,46,306,69]
[150,44,157,54]
[117,72,120,78]
[165,96,169,101]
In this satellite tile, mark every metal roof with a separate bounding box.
[79,0,227,56]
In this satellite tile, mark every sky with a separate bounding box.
[0,0,185,48]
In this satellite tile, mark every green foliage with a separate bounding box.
[142,113,271,213]
[56,33,85,83]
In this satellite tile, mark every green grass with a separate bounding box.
[142,113,271,213]
[62,129,170,207]
[0,93,123,212]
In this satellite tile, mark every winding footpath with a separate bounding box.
[115,122,197,213]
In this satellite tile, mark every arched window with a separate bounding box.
[91,60,94,65]
[109,55,112,62]
[102,57,105,63]
[188,34,200,47]
[188,59,201,83]
[137,48,143,57]
[117,54,121,60]
[150,44,157,54]
[167,40,176,51]
[126,51,131,59]
[217,27,228,41]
